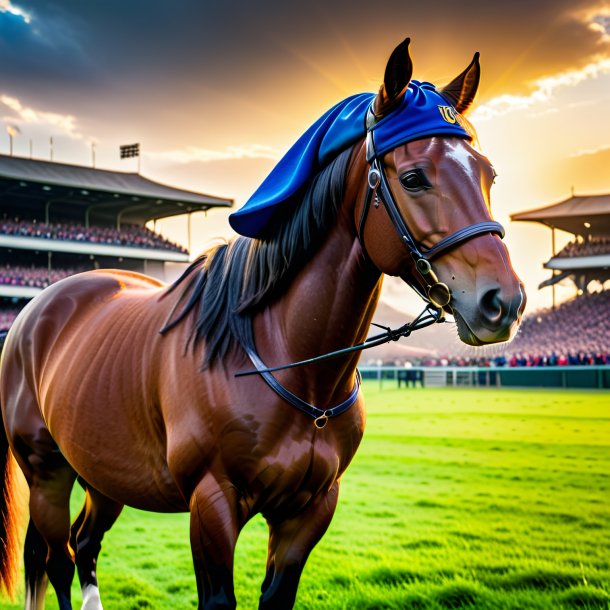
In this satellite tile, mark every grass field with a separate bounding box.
[0,384,609,609]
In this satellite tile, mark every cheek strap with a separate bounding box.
[360,130,505,309]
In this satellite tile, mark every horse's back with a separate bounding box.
[2,269,166,394]
[7,267,164,330]
[0,269,187,510]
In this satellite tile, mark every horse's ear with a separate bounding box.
[373,38,413,119]
[439,52,481,115]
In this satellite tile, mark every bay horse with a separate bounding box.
[0,39,525,610]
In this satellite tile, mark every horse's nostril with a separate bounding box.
[479,288,503,323]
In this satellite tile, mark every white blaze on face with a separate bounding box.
[445,140,477,174]
[81,584,103,610]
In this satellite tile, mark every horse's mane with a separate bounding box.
[160,147,353,367]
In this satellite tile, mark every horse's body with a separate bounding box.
[7,215,371,516]
[0,40,525,610]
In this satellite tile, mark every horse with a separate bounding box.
[0,38,525,610]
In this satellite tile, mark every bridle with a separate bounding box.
[237,105,506,428]
[358,105,505,311]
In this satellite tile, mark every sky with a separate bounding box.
[0,0,609,315]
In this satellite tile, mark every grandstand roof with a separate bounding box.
[511,193,610,237]
[0,154,232,225]
[545,254,610,271]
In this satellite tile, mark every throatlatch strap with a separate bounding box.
[243,345,361,421]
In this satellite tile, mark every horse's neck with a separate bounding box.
[254,149,381,401]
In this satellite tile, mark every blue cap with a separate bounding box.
[370,80,470,156]
[229,81,470,238]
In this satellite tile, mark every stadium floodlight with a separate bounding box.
[120,143,141,173]
[120,143,140,159]
[6,125,21,156]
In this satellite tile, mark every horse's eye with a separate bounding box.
[400,169,432,192]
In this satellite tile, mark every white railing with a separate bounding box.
[359,365,610,389]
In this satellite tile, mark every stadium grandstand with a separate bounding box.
[0,153,232,330]
[1,152,608,385]
[486,192,610,368]
[511,193,610,301]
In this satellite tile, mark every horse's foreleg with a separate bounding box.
[28,458,77,610]
[259,481,340,610]
[70,484,123,610]
[190,475,240,610]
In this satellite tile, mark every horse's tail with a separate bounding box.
[0,330,22,599]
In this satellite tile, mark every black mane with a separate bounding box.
[160,147,353,367]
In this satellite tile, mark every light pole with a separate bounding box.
[6,125,20,155]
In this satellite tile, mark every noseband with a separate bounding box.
[358,110,505,310]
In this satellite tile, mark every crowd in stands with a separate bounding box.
[0,218,188,254]
[418,350,609,367]
[0,265,87,289]
[497,289,610,366]
[0,308,20,331]
[556,236,610,258]
[416,290,610,367]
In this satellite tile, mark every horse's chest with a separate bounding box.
[235,421,362,517]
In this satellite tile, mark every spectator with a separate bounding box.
[0,265,87,289]
[0,309,20,331]
[556,236,610,258]
[0,219,188,254]
[400,290,609,367]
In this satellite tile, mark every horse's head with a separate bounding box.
[358,39,525,345]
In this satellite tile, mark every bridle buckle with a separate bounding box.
[368,168,381,189]
[427,282,451,309]
[314,410,331,429]
[416,258,451,308]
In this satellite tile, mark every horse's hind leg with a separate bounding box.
[28,452,77,610]
[259,482,340,610]
[24,520,49,610]
[70,484,123,610]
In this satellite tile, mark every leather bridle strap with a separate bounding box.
[360,128,505,307]
[372,154,505,260]
[242,343,361,429]
[424,220,505,259]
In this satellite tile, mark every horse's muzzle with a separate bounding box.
[453,281,526,345]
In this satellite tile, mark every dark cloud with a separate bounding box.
[0,2,94,91]
[0,0,607,151]
[5,0,608,92]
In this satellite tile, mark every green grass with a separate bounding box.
[1,385,609,609]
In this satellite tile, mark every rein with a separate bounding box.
[236,104,506,428]
[237,304,443,377]
[236,304,444,429]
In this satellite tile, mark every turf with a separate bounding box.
[0,384,608,609]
